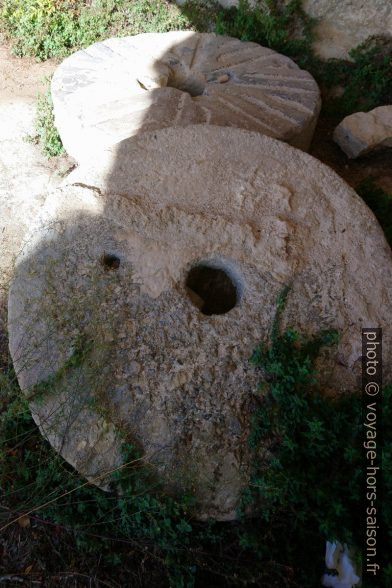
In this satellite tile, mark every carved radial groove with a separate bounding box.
[51,32,321,161]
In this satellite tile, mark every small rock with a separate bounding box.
[217,74,229,83]
[17,515,31,528]
[333,105,392,159]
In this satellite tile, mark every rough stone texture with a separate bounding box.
[51,31,321,161]
[8,126,392,520]
[302,0,392,60]
[333,106,392,159]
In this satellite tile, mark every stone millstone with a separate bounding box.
[8,126,392,520]
[333,106,392,159]
[51,31,321,161]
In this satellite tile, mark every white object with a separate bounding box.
[322,541,361,588]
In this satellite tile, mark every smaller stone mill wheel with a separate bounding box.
[51,31,321,161]
[8,127,392,520]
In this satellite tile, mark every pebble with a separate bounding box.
[217,74,230,83]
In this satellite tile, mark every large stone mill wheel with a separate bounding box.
[51,31,321,161]
[8,126,392,519]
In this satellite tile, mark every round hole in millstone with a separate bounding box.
[169,75,205,97]
[186,264,239,315]
[101,253,120,270]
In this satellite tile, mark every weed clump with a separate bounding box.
[0,0,193,61]
[27,82,64,157]
[214,0,315,59]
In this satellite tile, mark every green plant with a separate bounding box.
[213,0,392,115]
[113,0,192,35]
[26,81,64,157]
[244,287,359,541]
[215,0,314,58]
[357,177,392,246]
[339,41,392,114]
[1,0,81,60]
[0,0,194,60]
[237,286,392,586]
[2,268,392,587]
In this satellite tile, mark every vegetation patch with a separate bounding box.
[214,0,315,62]
[0,0,193,61]
[213,0,392,116]
[2,286,391,586]
[356,177,392,246]
[2,0,391,116]
[26,80,64,157]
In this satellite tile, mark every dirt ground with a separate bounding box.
[0,41,391,587]
[0,45,58,100]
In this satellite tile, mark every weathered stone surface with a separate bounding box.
[333,106,392,159]
[8,126,392,519]
[302,0,392,60]
[51,31,320,161]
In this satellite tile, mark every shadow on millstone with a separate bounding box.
[8,123,392,521]
[7,33,392,523]
[8,193,260,521]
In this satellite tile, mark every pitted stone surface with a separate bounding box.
[8,126,392,519]
[333,106,392,159]
[51,31,320,161]
[301,0,392,60]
